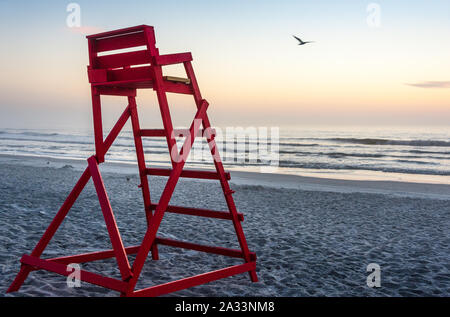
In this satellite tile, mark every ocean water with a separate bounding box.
[0,125,449,184]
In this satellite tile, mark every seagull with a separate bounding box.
[293,35,314,46]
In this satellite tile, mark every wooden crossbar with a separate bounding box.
[48,246,141,265]
[150,203,244,221]
[102,105,131,156]
[140,128,216,138]
[132,262,256,297]
[97,50,151,69]
[146,168,231,180]
[20,255,128,293]
[155,238,256,261]
[93,87,137,96]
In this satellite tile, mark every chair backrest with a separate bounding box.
[87,25,158,84]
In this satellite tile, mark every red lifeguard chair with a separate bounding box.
[7,25,257,296]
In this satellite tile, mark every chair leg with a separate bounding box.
[6,265,32,293]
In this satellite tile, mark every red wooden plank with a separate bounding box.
[155,52,192,66]
[155,237,256,261]
[146,168,231,180]
[87,157,132,281]
[132,262,256,297]
[86,25,151,39]
[107,66,152,82]
[20,255,128,293]
[92,79,154,89]
[48,246,141,265]
[139,129,165,137]
[94,87,136,96]
[101,105,130,156]
[97,50,151,69]
[7,265,32,293]
[150,204,243,221]
[91,88,105,163]
[140,128,215,138]
[95,31,147,52]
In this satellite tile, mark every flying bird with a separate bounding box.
[293,35,314,46]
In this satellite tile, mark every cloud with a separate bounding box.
[406,81,450,88]
[67,26,105,35]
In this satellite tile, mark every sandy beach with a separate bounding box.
[1,154,449,297]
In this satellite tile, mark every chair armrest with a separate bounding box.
[155,52,193,66]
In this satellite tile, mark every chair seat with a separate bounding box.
[92,75,191,90]
[92,76,193,96]
[163,76,191,84]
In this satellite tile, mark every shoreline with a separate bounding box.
[1,153,449,200]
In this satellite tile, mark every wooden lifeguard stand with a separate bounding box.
[7,25,257,297]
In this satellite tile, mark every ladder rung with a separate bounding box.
[154,237,256,261]
[146,168,231,180]
[140,129,216,138]
[151,204,243,221]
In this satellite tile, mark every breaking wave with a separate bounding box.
[327,138,450,147]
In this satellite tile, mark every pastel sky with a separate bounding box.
[0,0,449,130]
